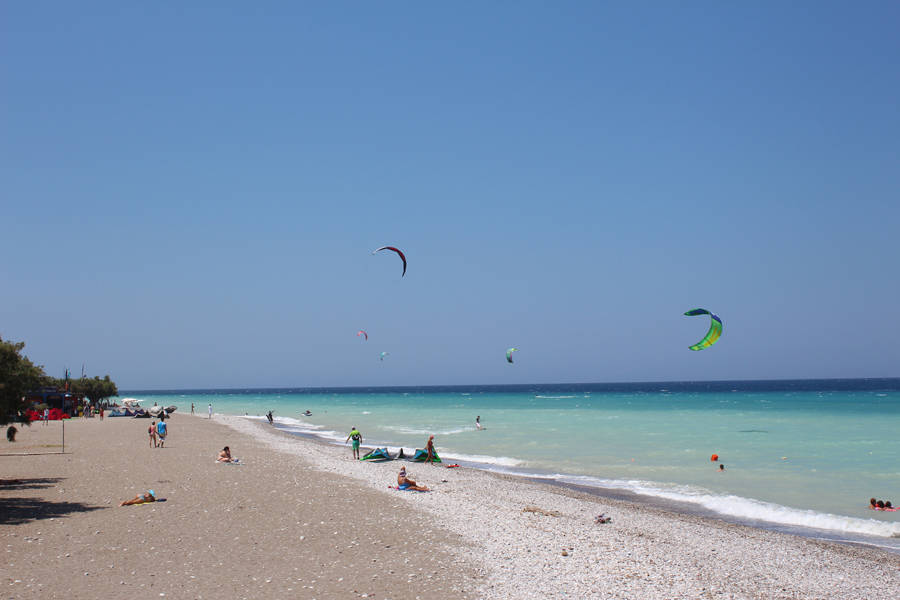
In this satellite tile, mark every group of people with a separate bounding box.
[343,427,439,492]
[869,498,897,511]
[189,403,213,418]
[80,405,104,420]
[147,419,168,447]
[344,428,440,464]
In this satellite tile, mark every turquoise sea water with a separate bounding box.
[121,379,900,549]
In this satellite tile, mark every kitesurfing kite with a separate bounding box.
[506,347,518,364]
[357,330,368,341]
[684,309,723,351]
[380,351,390,361]
[372,246,407,277]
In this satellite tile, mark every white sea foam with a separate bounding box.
[439,451,524,467]
[238,412,900,541]
[362,411,371,415]
[534,395,576,399]
[513,472,900,539]
[383,425,470,436]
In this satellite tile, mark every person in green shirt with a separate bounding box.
[346,427,362,459]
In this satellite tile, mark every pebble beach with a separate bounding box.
[2,414,898,599]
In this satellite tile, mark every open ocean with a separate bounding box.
[120,378,900,551]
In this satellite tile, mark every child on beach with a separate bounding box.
[217,446,239,463]
[149,421,157,448]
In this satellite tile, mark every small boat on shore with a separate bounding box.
[147,405,178,418]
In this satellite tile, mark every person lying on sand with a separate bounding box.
[397,467,429,491]
[217,446,239,463]
[120,490,156,506]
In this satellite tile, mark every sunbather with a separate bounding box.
[397,466,429,491]
[120,490,156,506]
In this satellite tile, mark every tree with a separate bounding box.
[0,337,46,425]
[71,376,119,406]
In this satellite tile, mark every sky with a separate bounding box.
[2,2,898,389]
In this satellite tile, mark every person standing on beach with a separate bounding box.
[346,427,362,460]
[425,435,436,464]
[99,406,104,421]
[208,404,212,419]
[191,403,195,415]
[42,407,49,426]
[475,416,482,430]
[156,419,167,447]
[149,421,157,448]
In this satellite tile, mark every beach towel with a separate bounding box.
[388,485,429,493]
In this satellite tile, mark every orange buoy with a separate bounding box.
[710,454,719,462]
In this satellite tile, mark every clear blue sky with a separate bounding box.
[2,2,898,389]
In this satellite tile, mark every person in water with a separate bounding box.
[120,490,156,506]
[303,410,312,416]
[425,435,436,464]
[870,498,879,509]
[266,411,274,424]
[217,446,239,463]
[346,427,362,459]
[718,464,725,472]
[475,416,482,430]
[397,467,429,491]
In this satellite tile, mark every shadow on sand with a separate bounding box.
[0,478,104,525]
[0,477,64,491]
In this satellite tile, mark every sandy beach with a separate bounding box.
[2,415,898,599]
[1,415,479,599]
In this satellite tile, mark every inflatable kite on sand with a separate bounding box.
[372,246,407,277]
[684,309,723,351]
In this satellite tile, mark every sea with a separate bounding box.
[119,378,900,552]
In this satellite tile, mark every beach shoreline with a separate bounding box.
[3,414,898,599]
[221,415,900,599]
[247,413,900,555]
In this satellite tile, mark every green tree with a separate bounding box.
[71,376,119,406]
[0,337,46,425]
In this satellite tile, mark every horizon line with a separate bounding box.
[119,375,900,395]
